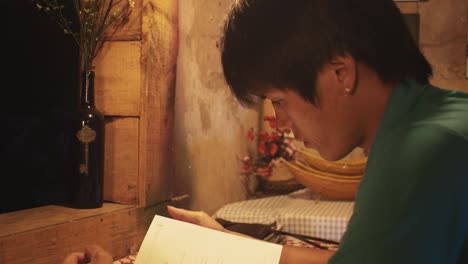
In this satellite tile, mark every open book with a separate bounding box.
[135,215,283,264]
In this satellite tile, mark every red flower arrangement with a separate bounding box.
[240,116,296,193]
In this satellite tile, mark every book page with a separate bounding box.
[135,215,282,264]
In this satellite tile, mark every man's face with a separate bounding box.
[261,66,361,161]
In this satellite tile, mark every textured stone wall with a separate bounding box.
[173,0,259,214]
[416,0,467,91]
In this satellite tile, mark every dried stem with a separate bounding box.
[32,0,134,72]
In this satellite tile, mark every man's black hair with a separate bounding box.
[220,0,433,107]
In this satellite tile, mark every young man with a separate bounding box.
[170,0,468,263]
[64,0,468,263]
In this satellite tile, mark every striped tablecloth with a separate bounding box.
[212,188,355,242]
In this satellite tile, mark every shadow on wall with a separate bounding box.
[2,0,80,213]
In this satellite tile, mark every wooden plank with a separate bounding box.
[93,41,141,117]
[102,0,143,41]
[139,0,178,206]
[0,203,133,238]
[104,118,139,204]
[396,2,420,14]
[0,204,167,264]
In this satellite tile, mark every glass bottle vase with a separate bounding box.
[70,70,105,209]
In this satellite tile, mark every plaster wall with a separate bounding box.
[173,0,259,214]
[417,0,468,92]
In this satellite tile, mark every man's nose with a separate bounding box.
[275,113,293,134]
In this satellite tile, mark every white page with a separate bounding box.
[135,215,282,264]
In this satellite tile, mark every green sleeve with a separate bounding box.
[329,126,468,264]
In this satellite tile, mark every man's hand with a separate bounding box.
[62,244,113,264]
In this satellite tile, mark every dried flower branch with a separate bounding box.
[32,0,135,72]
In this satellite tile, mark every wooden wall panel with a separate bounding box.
[104,118,139,204]
[139,0,178,206]
[94,41,141,116]
[0,0,180,262]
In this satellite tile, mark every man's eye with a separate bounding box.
[271,100,281,106]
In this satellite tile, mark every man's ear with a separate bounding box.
[329,53,357,94]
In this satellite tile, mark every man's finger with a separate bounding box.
[85,244,113,263]
[62,252,86,264]
[167,205,201,225]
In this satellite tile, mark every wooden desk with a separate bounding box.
[0,203,167,264]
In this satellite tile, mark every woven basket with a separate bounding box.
[295,149,367,176]
[281,159,362,200]
[256,177,305,195]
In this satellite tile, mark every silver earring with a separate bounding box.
[345,87,352,93]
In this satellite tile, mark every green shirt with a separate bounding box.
[329,79,468,264]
